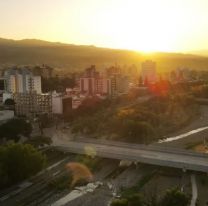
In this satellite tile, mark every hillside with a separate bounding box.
[0,38,208,73]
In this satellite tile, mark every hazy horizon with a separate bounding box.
[1,36,208,57]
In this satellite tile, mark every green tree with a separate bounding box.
[127,194,145,206]
[159,188,189,206]
[0,143,46,188]
[111,199,128,206]
[37,113,52,135]
[121,120,155,143]
[0,118,32,142]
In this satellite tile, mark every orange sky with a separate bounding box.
[1,0,208,52]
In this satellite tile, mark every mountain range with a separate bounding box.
[0,38,208,73]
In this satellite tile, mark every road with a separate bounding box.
[54,139,208,173]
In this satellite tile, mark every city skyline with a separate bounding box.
[1,0,208,53]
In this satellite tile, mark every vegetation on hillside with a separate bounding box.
[71,92,198,144]
[1,38,208,72]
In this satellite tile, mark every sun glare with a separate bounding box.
[1,0,208,53]
[95,0,182,52]
[66,0,199,53]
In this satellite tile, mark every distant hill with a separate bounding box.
[0,38,208,73]
[190,50,208,57]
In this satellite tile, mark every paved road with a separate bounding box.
[54,139,208,173]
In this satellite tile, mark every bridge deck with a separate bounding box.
[54,140,208,173]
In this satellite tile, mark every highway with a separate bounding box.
[54,139,208,173]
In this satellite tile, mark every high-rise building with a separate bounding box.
[4,67,42,94]
[80,65,96,95]
[2,67,51,117]
[141,60,157,84]
[80,65,129,97]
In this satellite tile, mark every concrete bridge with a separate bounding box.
[54,139,208,173]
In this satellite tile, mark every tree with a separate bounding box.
[37,113,51,135]
[111,195,144,206]
[111,199,128,206]
[0,143,46,189]
[159,188,189,206]
[0,118,32,142]
[121,120,155,144]
[127,194,145,206]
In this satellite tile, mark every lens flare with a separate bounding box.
[84,145,97,158]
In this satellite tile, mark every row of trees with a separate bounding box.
[111,187,190,206]
[0,143,46,189]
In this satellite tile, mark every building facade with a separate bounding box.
[4,67,42,94]
[33,64,54,79]
[52,93,72,114]
[13,92,52,117]
[80,65,129,97]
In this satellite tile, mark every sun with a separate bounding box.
[86,0,183,53]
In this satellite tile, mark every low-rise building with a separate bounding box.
[52,93,72,115]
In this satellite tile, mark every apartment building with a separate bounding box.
[13,92,52,117]
[4,67,42,94]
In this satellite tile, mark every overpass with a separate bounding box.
[54,139,208,173]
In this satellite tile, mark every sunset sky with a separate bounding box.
[0,0,208,52]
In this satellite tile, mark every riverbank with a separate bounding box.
[156,105,208,149]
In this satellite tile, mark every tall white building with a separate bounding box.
[4,67,42,94]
